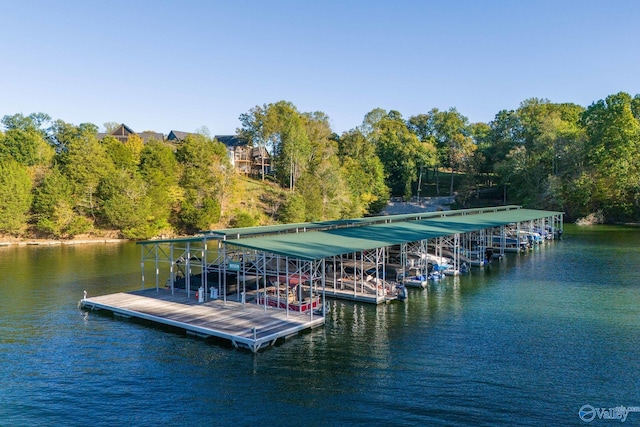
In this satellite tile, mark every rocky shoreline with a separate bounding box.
[0,238,128,247]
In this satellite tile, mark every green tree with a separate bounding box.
[580,92,640,220]
[0,113,55,181]
[367,109,434,199]
[296,112,350,220]
[100,169,159,239]
[229,210,257,228]
[180,193,221,232]
[48,120,99,153]
[57,125,115,222]
[175,134,231,231]
[31,166,84,237]
[468,122,492,179]
[140,140,181,232]
[484,100,586,211]
[103,135,137,171]
[265,101,312,191]
[428,108,475,196]
[338,129,389,215]
[278,193,306,223]
[0,159,33,235]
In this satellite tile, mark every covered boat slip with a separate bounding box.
[81,288,324,352]
[222,207,562,296]
[83,206,561,352]
[138,206,561,306]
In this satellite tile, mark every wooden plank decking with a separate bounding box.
[81,288,325,352]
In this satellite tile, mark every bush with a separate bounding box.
[230,210,257,228]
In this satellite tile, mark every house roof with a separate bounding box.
[97,124,162,143]
[215,135,248,148]
[112,123,135,136]
[138,131,164,143]
[168,130,192,141]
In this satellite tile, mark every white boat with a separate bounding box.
[517,230,544,244]
[442,267,459,276]
[428,271,445,280]
[491,234,529,251]
[403,275,428,288]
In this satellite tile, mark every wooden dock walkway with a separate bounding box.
[80,288,325,352]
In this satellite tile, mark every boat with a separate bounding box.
[428,271,445,280]
[267,273,310,285]
[490,234,529,252]
[256,284,321,312]
[517,230,544,244]
[403,274,428,288]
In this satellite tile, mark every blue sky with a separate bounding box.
[2,0,639,135]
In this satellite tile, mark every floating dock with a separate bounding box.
[80,288,324,352]
[81,206,563,352]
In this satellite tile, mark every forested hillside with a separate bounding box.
[1,91,639,239]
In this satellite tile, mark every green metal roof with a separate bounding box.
[136,235,220,245]
[224,208,562,260]
[203,205,524,238]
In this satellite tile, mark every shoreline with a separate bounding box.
[0,238,129,247]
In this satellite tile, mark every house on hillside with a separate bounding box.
[215,135,271,176]
[250,146,271,176]
[216,135,251,173]
[97,124,163,144]
[167,130,194,143]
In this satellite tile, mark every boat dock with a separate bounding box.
[80,288,324,352]
[81,206,563,352]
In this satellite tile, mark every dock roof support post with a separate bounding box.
[262,249,268,311]
[140,244,145,290]
[186,241,191,298]
[454,233,460,272]
[242,248,247,308]
[360,251,364,296]
[421,239,428,278]
[376,246,381,291]
[275,253,281,311]
[321,259,326,317]
[285,256,290,316]
[400,243,407,286]
[351,253,355,298]
[222,240,227,304]
[170,243,175,295]
[332,256,336,293]
[480,229,486,266]
[155,243,159,291]
[202,238,207,300]
[218,240,223,300]
[308,260,313,320]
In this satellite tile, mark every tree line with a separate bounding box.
[1,91,638,239]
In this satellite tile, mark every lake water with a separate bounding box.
[1,225,639,426]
